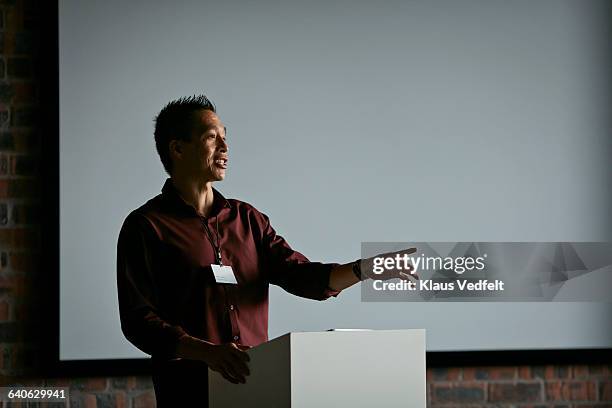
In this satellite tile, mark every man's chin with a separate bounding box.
[199,168,225,182]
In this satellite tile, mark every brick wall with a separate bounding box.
[0,0,609,407]
[0,0,44,380]
[428,366,611,407]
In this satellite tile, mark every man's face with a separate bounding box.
[173,109,228,181]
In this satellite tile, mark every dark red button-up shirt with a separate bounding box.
[117,179,341,360]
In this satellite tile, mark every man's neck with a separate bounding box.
[170,176,215,217]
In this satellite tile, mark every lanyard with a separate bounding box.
[202,216,223,265]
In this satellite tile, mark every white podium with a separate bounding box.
[209,329,426,408]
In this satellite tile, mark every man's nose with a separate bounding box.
[218,136,228,152]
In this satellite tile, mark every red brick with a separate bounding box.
[431,383,486,403]
[0,180,7,198]
[132,391,156,408]
[1,30,11,54]
[71,377,108,392]
[0,300,9,320]
[545,380,597,401]
[0,228,38,249]
[126,376,137,390]
[0,230,11,247]
[0,275,26,296]
[518,365,532,379]
[489,382,542,402]
[588,366,610,377]
[574,365,591,379]
[464,366,516,380]
[427,367,461,381]
[532,365,572,379]
[601,381,612,402]
[115,391,128,408]
[81,393,97,408]
[517,405,571,408]
[126,376,152,390]
[85,378,107,391]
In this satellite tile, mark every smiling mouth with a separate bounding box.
[213,157,228,169]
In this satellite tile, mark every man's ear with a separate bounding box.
[169,139,182,161]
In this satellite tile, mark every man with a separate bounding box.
[117,95,415,407]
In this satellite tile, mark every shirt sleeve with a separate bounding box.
[258,211,342,300]
[116,213,187,358]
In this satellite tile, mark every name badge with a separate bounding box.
[211,264,238,284]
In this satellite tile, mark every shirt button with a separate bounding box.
[233,335,239,341]
[229,305,235,311]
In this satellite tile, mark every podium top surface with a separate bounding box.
[262,328,426,348]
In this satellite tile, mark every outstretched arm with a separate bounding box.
[328,263,360,291]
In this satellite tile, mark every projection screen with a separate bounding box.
[59,0,611,360]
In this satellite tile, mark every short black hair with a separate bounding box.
[154,94,216,174]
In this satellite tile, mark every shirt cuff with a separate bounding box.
[324,286,342,298]
[319,263,342,299]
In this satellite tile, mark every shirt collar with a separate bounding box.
[161,178,231,216]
